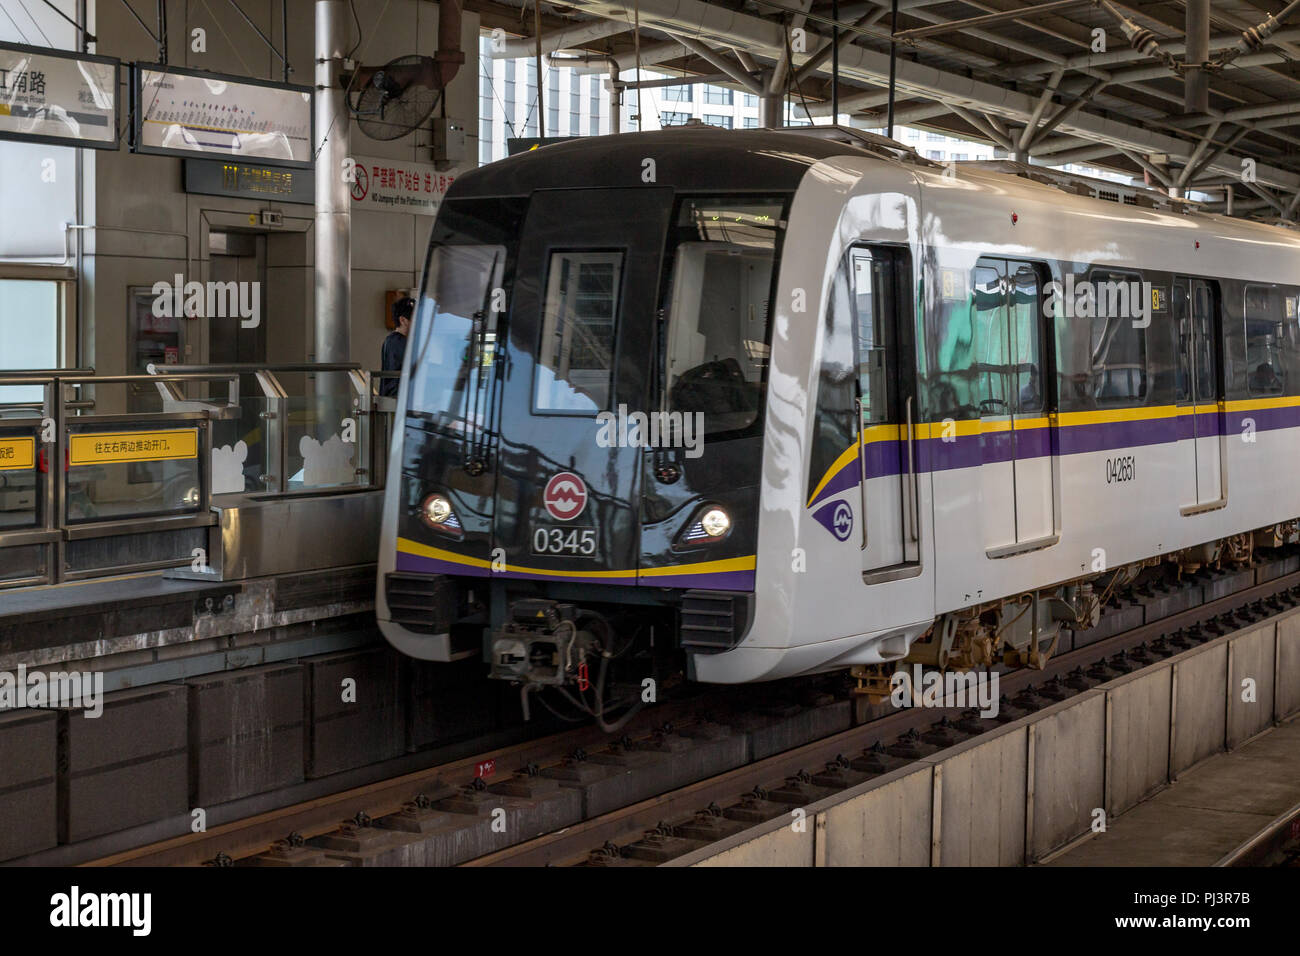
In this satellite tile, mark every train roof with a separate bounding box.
[447,125,1300,263]
[446,124,928,199]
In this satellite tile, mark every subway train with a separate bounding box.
[376,124,1300,720]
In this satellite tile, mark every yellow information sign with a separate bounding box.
[69,429,199,466]
[0,437,35,471]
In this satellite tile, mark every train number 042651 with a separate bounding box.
[1106,455,1135,483]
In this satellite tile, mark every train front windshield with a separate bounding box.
[406,243,504,434]
[663,197,786,437]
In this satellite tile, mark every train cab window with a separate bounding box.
[534,250,623,412]
[1086,269,1147,407]
[407,242,506,430]
[807,244,909,498]
[664,197,785,435]
[1244,284,1286,396]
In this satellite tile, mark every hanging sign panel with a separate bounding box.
[349,154,458,216]
[132,64,312,167]
[0,42,119,149]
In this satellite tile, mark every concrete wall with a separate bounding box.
[670,612,1300,867]
[80,0,479,394]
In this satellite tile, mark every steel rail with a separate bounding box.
[469,565,1300,866]
[88,558,1300,868]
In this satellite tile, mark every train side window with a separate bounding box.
[972,262,1011,416]
[1009,263,1043,414]
[1086,269,1147,407]
[534,250,623,412]
[1244,283,1286,396]
[850,248,897,426]
[806,254,858,499]
[1173,277,1190,403]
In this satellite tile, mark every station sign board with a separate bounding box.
[349,154,458,216]
[131,64,312,167]
[69,429,199,467]
[0,42,119,150]
[183,158,315,204]
[0,437,35,471]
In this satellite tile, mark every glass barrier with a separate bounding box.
[210,395,270,495]
[0,422,40,531]
[64,422,204,523]
[283,394,365,490]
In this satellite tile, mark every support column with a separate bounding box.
[314,0,350,367]
[1185,0,1209,113]
[760,72,783,127]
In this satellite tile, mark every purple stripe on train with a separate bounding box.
[810,403,1300,497]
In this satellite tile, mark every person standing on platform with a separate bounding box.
[381,296,414,398]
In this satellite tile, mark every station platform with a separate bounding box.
[1046,716,1300,867]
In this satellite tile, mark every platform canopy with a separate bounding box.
[472,0,1300,219]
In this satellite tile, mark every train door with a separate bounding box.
[848,245,919,578]
[490,188,671,580]
[975,257,1055,554]
[974,260,1016,551]
[1174,276,1224,510]
[1007,261,1054,545]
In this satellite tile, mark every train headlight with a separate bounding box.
[679,505,733,546]
[700,508,731,538]
[420,493,463,538]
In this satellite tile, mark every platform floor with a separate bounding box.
[1047,716,1300,866]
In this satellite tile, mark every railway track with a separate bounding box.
[89,556,1300,868]
[470,565,1300,867]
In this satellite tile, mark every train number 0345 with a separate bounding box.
[532,526,597,556]
[1106,455,1135,483]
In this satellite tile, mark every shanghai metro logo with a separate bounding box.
[812,498,854,541]
[543,472,587,521]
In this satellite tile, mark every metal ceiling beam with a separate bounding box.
[489,18,629,58]
[559,0,1300,190]
[768,0,813,95]
[1243,181,1287,214]
[617,71,728,90]
[1180,126,1251,184]
[949,104,1015,150]
[1117,148,1174,188]
[793,9,888,83]
[1024,78,1108,150]
[1018,67,1064,152]
[667,32,765,93]
[892,0,1093,42]
[570,37,686,74]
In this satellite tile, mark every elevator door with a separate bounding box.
[209,231,268,372]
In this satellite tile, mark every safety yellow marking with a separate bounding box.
[68,428,198,466]
[396,536,755,580]
[1223,395,1300,413]
[639,555,757,577]
[0,437,34,471]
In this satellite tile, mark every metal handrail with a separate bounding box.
[149,363,362,374]
[0,368,94,379]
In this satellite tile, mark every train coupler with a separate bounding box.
[490,599,599,700]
